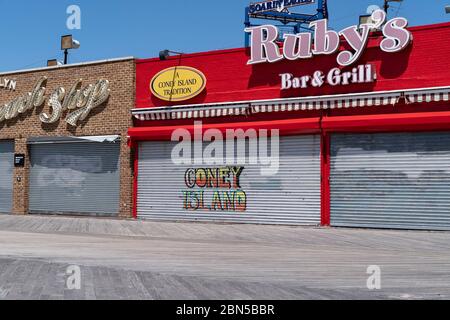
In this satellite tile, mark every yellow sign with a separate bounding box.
[150,66,207,102]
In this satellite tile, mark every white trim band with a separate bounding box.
[132,86,450,121]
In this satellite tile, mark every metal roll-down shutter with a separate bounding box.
[137,135,321,225]
[0,141,14,214]
[331,132,450,230]
[29,138,121,216]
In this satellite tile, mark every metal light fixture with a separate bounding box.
[358,14,380,33]
[47,59,62,67]
[61,35,80,65]
[359,14,374,26]
[360,4,382,29]
[159,49,184,61]
[446,6,450,14]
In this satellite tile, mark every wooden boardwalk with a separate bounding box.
[0,215,450,299]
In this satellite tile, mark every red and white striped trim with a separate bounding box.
[251,95,400,114]
[133,105,250,121]
[405,88,450,104]
[132,86,450,121]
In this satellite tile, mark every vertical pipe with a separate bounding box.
[244,7,251,47]
[320,118,331,226]
[317,0,328,20]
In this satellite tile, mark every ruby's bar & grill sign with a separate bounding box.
[245,10,412,91]
[0,77,110,126]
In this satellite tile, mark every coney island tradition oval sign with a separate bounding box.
[150,66,207,102]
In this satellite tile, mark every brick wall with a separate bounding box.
[0,58,135,218]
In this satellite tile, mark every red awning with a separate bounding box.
[128,117,321,141]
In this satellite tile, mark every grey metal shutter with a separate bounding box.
[0,141,14,214]
[137,135,321,225]
[29,141,121,216]
[331,132,450,230]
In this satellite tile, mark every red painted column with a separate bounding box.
[132,142,139,219]
[321,130,331,226]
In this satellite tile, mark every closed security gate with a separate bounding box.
[0,141,14,214]
[138,135,321,225]
[331,132,450,230]
[29,140,120,216]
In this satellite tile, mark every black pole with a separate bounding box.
[244,7,250,47]
[384,0,389,14]
[64,49,68,65]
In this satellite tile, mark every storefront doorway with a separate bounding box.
[28,137,121,216]
[330,132,450,230]
[137,135,322,225]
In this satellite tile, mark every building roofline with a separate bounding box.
[0,56,135,77]
[136,48,246,64]
[136,21,450,64]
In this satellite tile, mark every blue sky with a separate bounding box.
[0,0,448,72]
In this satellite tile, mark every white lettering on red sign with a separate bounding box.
[280,64,376,90]
[245,10,412,66]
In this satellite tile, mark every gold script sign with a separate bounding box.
[0,77,110,127]
[150,66,207,102]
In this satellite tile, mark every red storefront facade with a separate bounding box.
[129,21,450,230]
